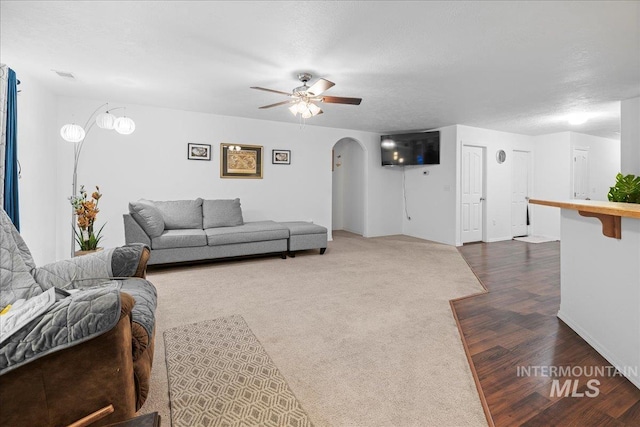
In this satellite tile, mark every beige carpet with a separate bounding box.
[164,315,313,427]
[139,231,487,427]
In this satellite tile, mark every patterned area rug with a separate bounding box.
[164,315,313,427]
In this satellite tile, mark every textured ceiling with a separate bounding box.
[1,1,638,139]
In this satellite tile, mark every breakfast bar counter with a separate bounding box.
[529,199,640,389]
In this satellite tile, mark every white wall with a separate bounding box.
[530,132,571,240]
[530,132,621,240]
[558,209,640,390]
[33,95,626,259]
[16,72,58,265]
[570,132,620,201]
[365,139,404,238]
[455,125,534,245]
[331,138,365,235]
[401,125,458,245]
[53,96,402,259]
[331,144,345,230]
[621,97,640,175]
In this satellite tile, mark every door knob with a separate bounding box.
[480,197,485,201]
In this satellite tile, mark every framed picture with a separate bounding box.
[272,149,291,165]
[220,144,263,179]
[188,143,211,161]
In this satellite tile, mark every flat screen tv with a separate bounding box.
[380,131,440,166]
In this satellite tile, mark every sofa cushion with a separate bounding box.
[154,199,203,230]
[128,200,165,238]
[205,221,289,246]
[151,229,207,250]
[203,198,244,228]
[279,221,328,236]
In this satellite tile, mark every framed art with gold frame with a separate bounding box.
[220,144,263,179]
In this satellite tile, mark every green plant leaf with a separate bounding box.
[608,173,640,203]
[74,222,106,251]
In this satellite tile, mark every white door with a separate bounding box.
[511,150,530,237]
[573,148,589,199]
[461,146,484,243]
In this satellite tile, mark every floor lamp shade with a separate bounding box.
[95,112,116,130]
[114,116,135,135]
[60,124,85,142]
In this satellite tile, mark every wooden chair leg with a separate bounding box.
[67,405,114,427]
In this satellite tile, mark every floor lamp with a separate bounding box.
[60,103,136,257]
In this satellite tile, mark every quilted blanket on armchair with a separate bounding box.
[0,209,122,375]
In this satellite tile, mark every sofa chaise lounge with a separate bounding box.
[124,198,327,266]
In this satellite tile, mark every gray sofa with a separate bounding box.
[124,198,327,266]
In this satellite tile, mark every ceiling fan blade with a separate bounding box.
[307,78,335,96]
[321,96,362,105]
[259,100,294,109]
[250,86,292,96]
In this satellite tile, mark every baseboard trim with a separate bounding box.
[484,236,513,243]
[557,310,640,390]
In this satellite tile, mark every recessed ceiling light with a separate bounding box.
[567,113,589,125]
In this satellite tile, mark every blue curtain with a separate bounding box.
[3,68,19,230]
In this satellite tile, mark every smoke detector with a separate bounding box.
[52,70,76,81]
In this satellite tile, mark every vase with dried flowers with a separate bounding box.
[69,185,105,253]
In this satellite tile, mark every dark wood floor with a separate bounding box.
[452,240,640,427]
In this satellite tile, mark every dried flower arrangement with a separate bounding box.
[69,185,105,251]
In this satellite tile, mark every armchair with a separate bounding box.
[0,209,157,426]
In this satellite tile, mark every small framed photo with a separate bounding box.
[220,144,263,179]
[188,143,211,161]
[272,149,291,165]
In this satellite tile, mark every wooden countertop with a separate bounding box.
[529,199,640,239]
[529,199,640,219]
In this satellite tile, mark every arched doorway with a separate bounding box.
[332,138,366,236]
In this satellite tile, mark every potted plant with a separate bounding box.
[70,185,105,255]
[608,173,640,204]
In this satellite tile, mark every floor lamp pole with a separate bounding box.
[69,104,105,258]
[64,103,134,258]
[71,165,77,258]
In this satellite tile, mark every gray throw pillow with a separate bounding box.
[203,198,244,228]
[129,200,165,237]
[154,198,204,230]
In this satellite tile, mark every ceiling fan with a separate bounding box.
[250,73,362,118]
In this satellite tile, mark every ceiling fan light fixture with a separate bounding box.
[308,103,321,116]
[251,73,362,119]
[295,101,309,114]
